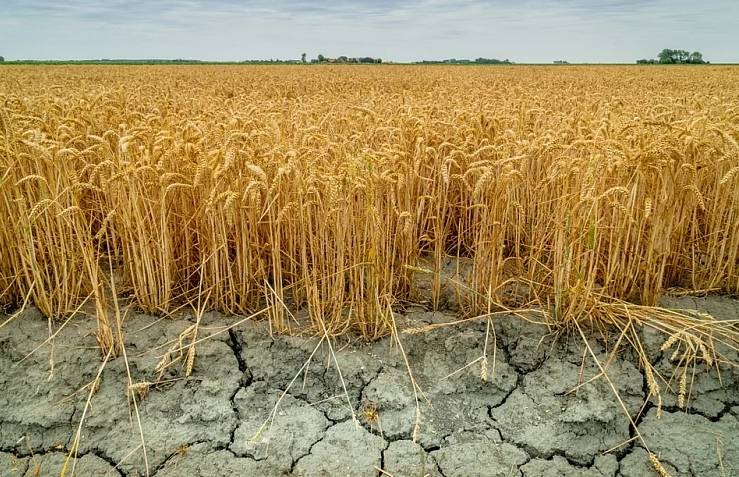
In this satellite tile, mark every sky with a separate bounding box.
[1,0,737,63]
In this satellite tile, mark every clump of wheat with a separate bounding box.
[129,381,153,400]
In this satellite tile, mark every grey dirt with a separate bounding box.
[1,295,738,476]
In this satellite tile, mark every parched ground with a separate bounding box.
[1,296,737,477]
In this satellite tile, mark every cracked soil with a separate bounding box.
[1,295,737,476]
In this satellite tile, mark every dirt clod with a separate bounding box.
[636,408,738,476]
[292,420,386,476]
[430,429,529,477]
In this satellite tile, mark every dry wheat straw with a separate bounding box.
[0,65,737,350]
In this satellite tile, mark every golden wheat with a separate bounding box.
[0,65,738,348]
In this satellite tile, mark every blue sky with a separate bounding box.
[1,1,737,63]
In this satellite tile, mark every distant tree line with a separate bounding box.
[0,55,383,65]
[2,58,314,65]
[417,57,512,64]
[637,49,707,64]
[1,58,214,65]
[311,54,382,64]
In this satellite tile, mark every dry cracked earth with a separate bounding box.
[1,295,738,476]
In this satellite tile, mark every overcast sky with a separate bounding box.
[1,0,737,63]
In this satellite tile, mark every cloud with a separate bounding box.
[1,0,737,62]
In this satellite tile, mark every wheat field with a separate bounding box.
[1,65,738,353]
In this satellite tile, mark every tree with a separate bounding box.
[0,56,4,62]
[301,53,307,63]
[688,51,704,64]
[657,48,700,64]
[658,49,675,63]
[317,54,325,62]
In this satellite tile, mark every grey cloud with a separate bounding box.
[1,0,736,62]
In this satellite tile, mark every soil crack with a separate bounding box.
[1,447,125,477]
[227,329,248,375]
[289,426,329,473]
